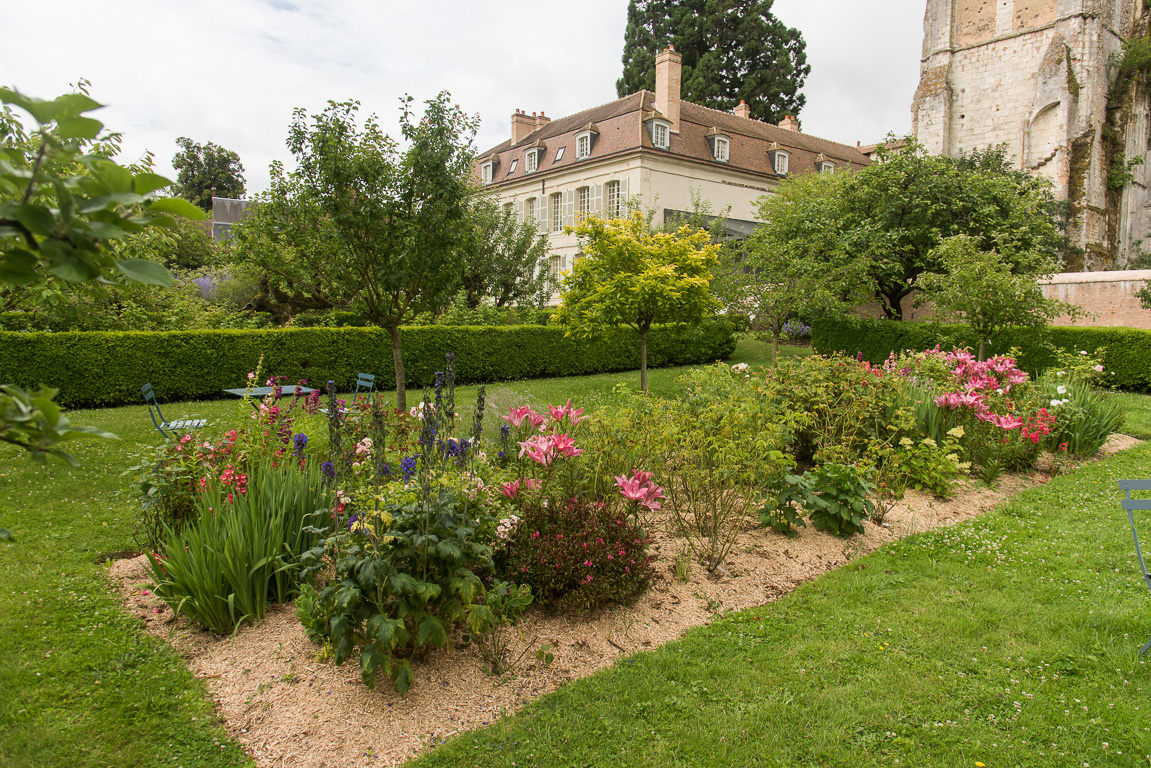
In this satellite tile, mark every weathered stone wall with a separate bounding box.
[913,0,1151,269]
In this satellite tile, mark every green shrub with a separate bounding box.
[1038,377,1126,456]
[497,496,652,613]
[144,461,334,634]
[812,317,1151,392]
[0,320,736,408]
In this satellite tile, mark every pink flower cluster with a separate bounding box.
[500,478,542,499]
[927,350,1031,430]
[517,433,585,466]
[614,469,665,512]
[504,399,585,432]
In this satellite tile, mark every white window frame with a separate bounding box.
[550,253,563,279]
[525,197,536,225]
[605,180,621,218]
[575,132,592,160]
[773,151,790,176]
[576,186,590,216]
[818,160,835,174]
[713,137,729,163]
[551,193,563,233]
[651,120,670,150]
[481,162,494,184]
[507,158,518,175]
[554,146,565,162]
[525,149,541,174]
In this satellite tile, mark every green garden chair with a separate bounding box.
[320,373,375,416]
[1120,479,1151,656]
[142,383,206,440]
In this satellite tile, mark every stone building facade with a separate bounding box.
[912,0,1151,269]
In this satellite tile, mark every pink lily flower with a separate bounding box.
[524,478,542,491]
[548,400,571,423]
[505,405,532,428]
[549,433,584,458]
[500,479,520,499]
[526,411,548,430]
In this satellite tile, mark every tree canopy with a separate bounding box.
[172,136,246,212]
[711,172,871,364]
[556,212,719,393]
[232,93,477,410]
[616,0,809,125]
[762,138,1067,319]
[459,195,552,310]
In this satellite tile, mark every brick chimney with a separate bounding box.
[734,100,751,119]
[535,111,551,129]
[778,114,800,132]
[511,109,535,146]
[655,45,682,133]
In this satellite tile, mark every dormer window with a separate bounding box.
[481,162,494,185]
[649,119,671,150]
[706,133,729,163]
[525,147,544,174]
[772,150,790,176]
[818,160,835,174]
[507,158,518,176]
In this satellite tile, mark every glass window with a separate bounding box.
[576,186,590,215]
[774,152,789,176]
[551,193,563,233]
[714,138,729,162]
[508,159,518,175]
[550,253,562,279]
[481,162,493,184]
[525,197,536,223]
[576,134,590,159]
[526,150,539,173]
[554,146,565,162]
[653,122,669,149]
[819,161,835,174]
[605,180,621,218]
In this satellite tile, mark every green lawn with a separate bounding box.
[2,335,1150,767]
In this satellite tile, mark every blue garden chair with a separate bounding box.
[320,373,376,416]
[1120,479,1151,655]
[142,383,206,439]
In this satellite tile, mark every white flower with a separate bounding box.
[1080,350,1088,356]
[732,363,749,373]
[1050,399,1062,408]
[1056,385,1066,395]
[1094,364,1104,372]
[1056,371,1065,377]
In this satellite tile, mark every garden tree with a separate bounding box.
[616,0,809,124]
[234,94,476,410]
[771,137,1066,319]
[711,172,871,365]
[171,137,245,212]
[459,195,552,309]
[557,212,720,394]
[915,235,1081,361]
[0,85,201,536]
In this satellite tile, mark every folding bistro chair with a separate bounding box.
[1119,479,1151,656]
[353,372,376,399]
[142,383,206,439]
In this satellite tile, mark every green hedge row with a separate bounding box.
[812,317,1151,392]
[0,321,736,408]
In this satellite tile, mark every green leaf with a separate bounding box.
[115,259,173,287]
[4,203,56,236]
[47,255,97,283]
[147,197,206,220]
[55,116,103,141]
[133,172,173,196]
[0,249,39,286]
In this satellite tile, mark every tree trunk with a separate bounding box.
[978,338,987,362]
[639,326,649,395]
[772,330,781,367]
[389,323,407,412]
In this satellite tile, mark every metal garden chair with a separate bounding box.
[141,383,206,439]
[1120,479,1151,655]
[320,373,375,416]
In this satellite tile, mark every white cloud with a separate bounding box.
[0,0,924,193]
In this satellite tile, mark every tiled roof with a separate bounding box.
[476,91,870,186]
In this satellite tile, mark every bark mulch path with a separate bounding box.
[108,434,1142,767]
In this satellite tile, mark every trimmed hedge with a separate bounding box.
[812,317,1151,392]
[0,321,736,408]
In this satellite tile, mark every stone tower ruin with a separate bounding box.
[912,0,1151,269]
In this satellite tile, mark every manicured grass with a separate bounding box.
[410,444,1151,768]
[1111,390,1151,439]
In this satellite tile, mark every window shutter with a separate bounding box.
[620,178,629,214]
[563,190,574,227]
[591,184,603,216]
[516,198,524,224]
[538,197,547,234]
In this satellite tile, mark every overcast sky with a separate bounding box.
[0,0,926,194]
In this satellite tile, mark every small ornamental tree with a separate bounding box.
[556,212,720,393]
[171,137,246,212]
[915,235,1083,361]
[712,173,870,365]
